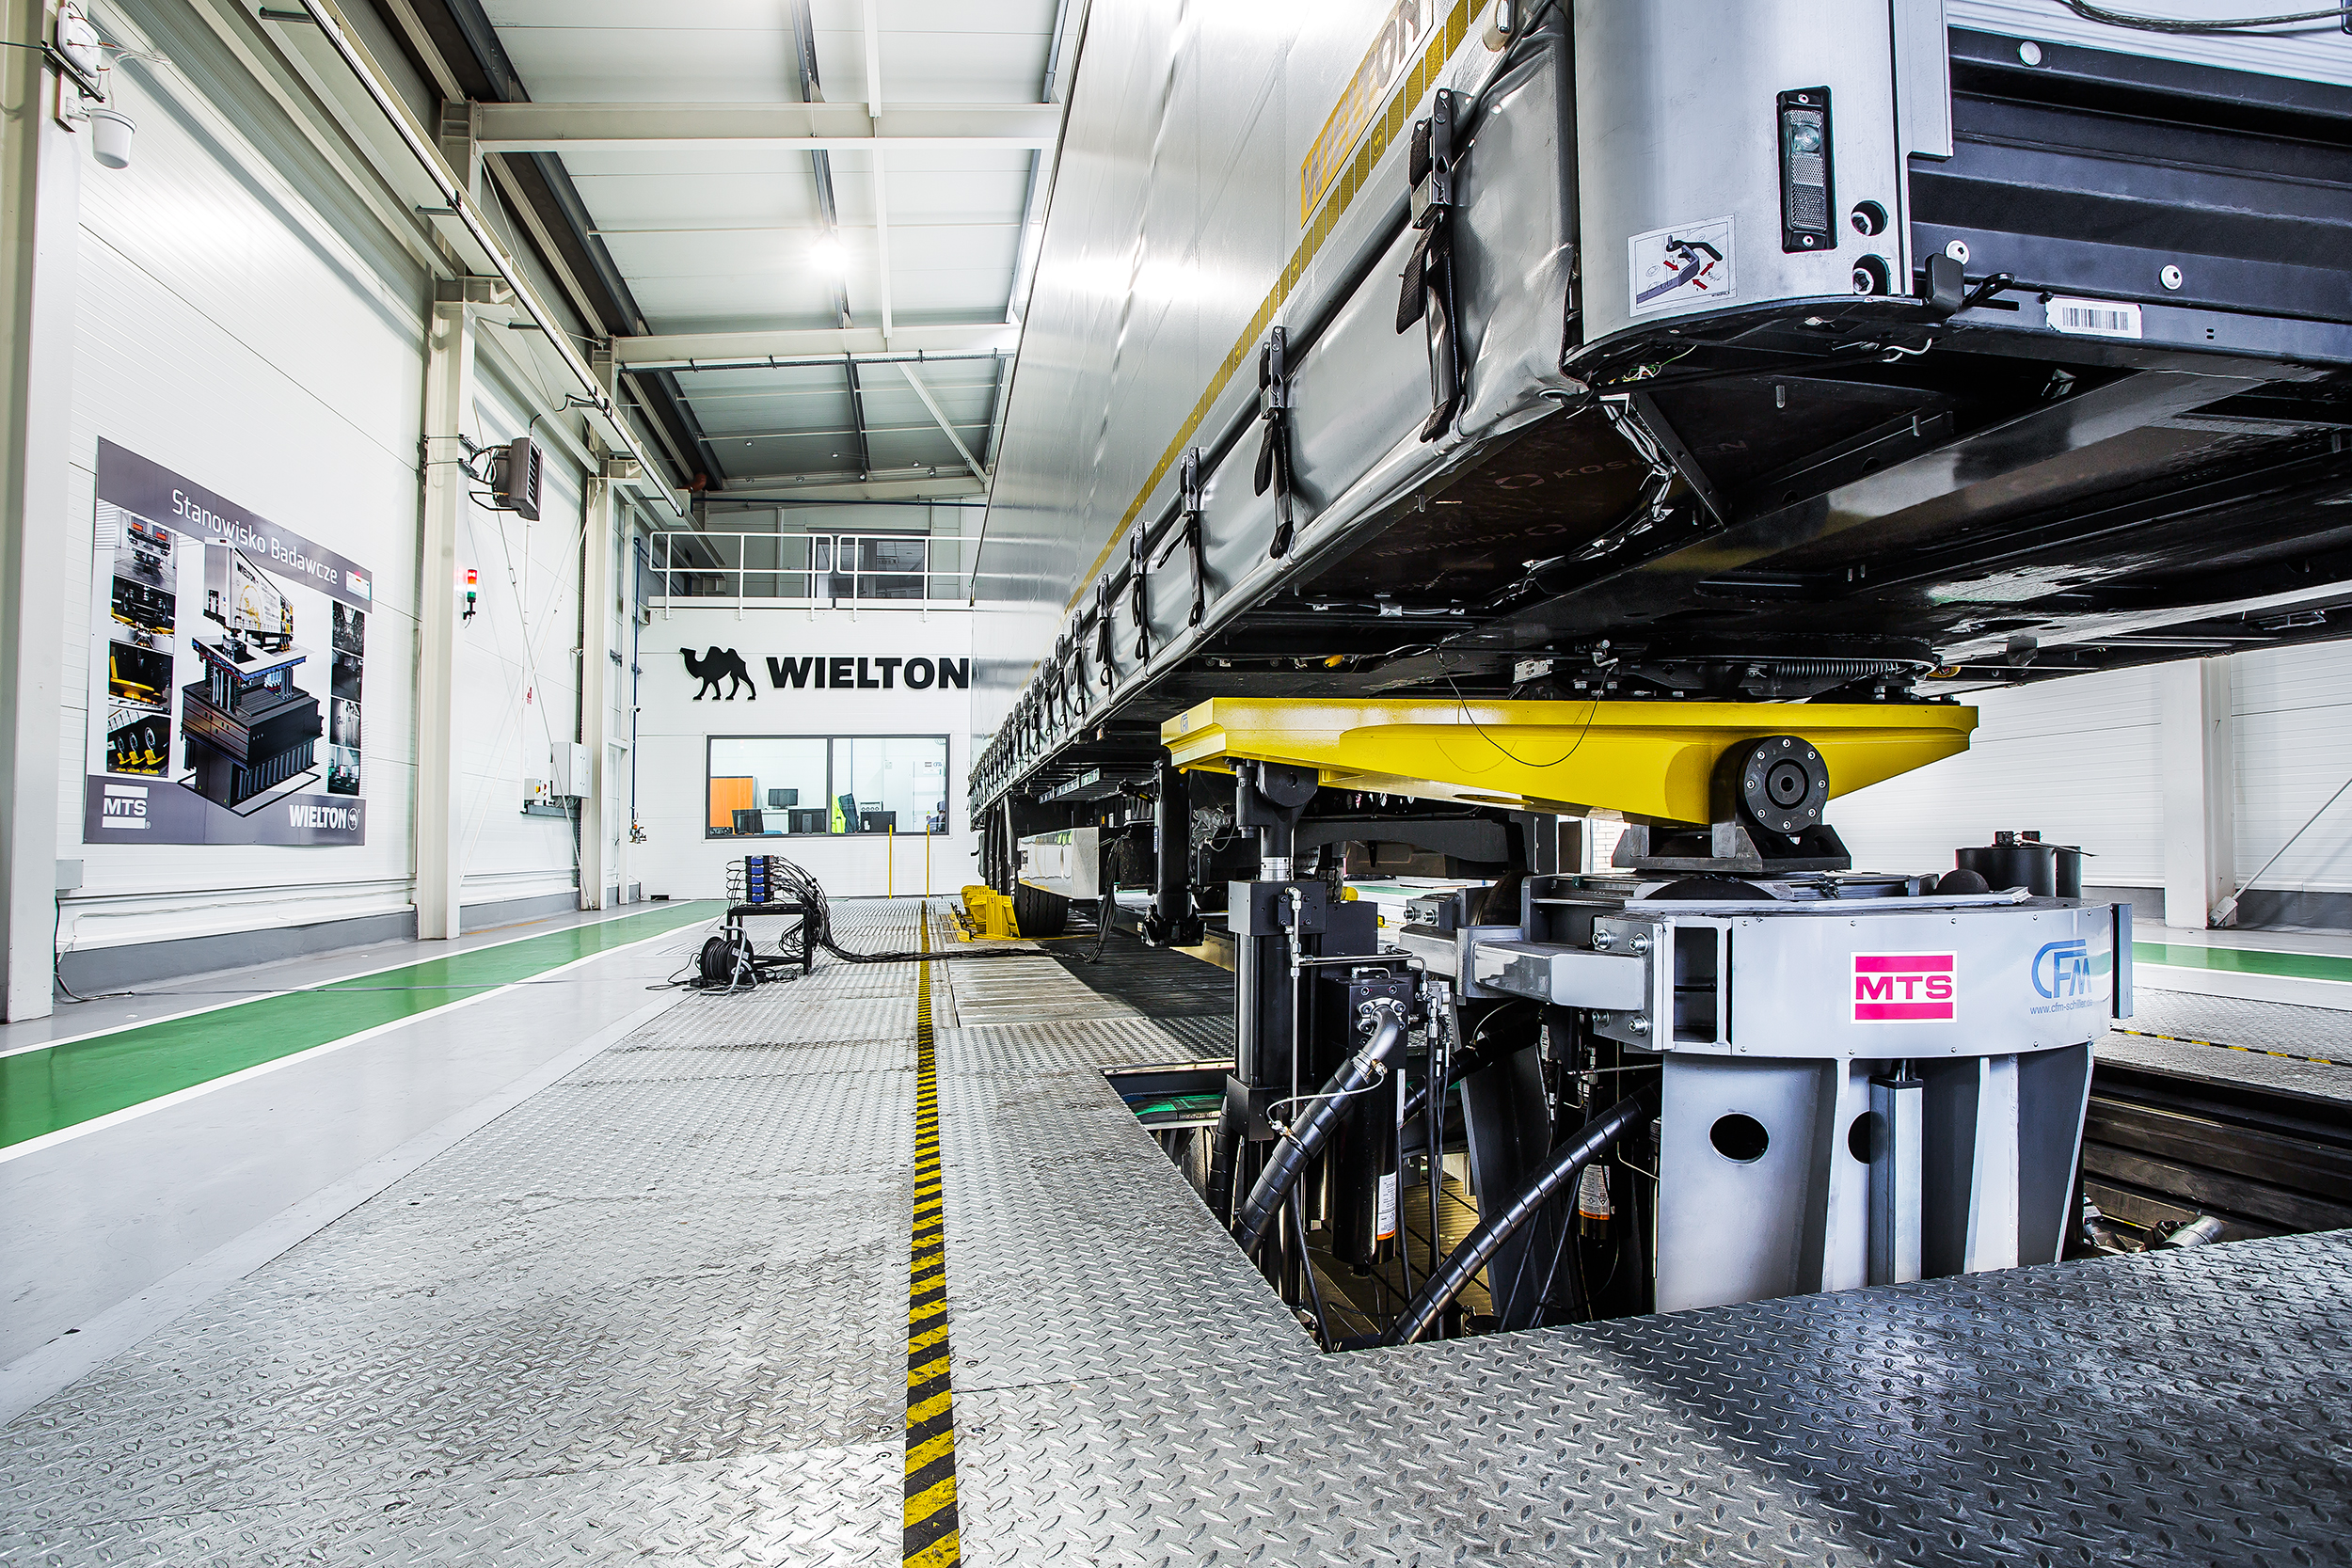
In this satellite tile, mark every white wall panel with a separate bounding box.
[58,52,430,957]
[636,607,977,902]
[2231,641,2352,892]
[1832,667,2165,884]
[456,356,591,909]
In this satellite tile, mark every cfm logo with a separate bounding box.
[2033,938,2094,1000]
[1853,953,1955,1022]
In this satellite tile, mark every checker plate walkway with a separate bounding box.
[3,898,2349,1564]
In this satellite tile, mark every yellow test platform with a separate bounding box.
[1161,696,1977,823]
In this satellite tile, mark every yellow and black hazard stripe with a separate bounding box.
[904,919,960,1568]
[2113,1026,2343,1069]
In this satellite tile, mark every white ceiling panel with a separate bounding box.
[494,28,798,104]
[481,0,1065,491]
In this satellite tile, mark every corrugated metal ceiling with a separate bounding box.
[479,0,1071,499]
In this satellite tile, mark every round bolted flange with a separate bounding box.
[1724,734,1832,837]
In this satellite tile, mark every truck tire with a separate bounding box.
[1012,879,1068,938]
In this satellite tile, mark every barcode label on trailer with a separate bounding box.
[2045,296,2143,339]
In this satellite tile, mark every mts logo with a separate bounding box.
[2034,938,2094,1000]
[100,784,149,827]
[1853,953,1956,1022]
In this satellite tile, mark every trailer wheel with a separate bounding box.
[1012,880,1068,937]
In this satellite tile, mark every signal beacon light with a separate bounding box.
[462,567,479,622]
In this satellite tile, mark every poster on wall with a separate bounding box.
[81,438,372,846]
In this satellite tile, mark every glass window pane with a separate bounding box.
[855,536,927,601]
[834,736,947,834]
[708,736,829,836]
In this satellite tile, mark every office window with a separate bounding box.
[708,736,828,836]
[837,736,949,835]
[707,735,948,836]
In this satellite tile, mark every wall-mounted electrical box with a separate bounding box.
[521,777,566,817]
[490,437,542,521]
[551,742,593,799]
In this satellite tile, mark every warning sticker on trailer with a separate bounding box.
[1853,953,1956,1022]
[1629,216,1737,315]
[2045,295,2143,340]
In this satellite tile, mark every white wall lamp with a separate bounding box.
[49,2,168,170]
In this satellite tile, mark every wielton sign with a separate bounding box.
[681,646,969,699]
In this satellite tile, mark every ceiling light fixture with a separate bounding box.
[809,235,846,273]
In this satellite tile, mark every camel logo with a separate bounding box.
[682,646,757,700]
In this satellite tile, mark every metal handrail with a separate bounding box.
[647,530,964,611]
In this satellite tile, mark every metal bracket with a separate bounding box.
[1061,632,1088,714]
[1155,448,1208,627]
[1408,89,1456,230]
[1397,89,1464,442]
[1043,633,1067,719]
[1094,575,1116,689]
[1128,529,1152,661]
[1578,390,1724,566]
[435,276,514,308]
[1255,328,1297,558]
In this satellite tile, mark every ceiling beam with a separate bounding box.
[872,152,895,342]
[899,362,990,485]
[862,0,891,343]
[637,353,1003,378]
[845,359,876,480]
[787,0,853,331]
[470,101,1060,153]
[862,0,884,116]
[616,324,1019,366]
[714,473,988,502]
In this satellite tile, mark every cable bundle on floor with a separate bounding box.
[735,854,1037,968]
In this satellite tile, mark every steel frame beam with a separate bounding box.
[845,357,875,482]
[715,473,985,502]
[899,361,989,484]
[617,324,1017,366]
[470,100,1060,153]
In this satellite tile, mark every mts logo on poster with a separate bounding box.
[1852,953,1956,1022]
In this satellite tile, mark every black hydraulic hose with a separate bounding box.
[1232,1010,1407,1254]
[1204,1094,1246,1227]
[1384,1087,1657,1346]
[1398,1025,1532,1133]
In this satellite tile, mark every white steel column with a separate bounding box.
[415,284,476,940]
[0,6,82,1021]
[579,467,613,911]
[2160,655,2235,930]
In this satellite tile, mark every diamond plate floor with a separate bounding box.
[2102,991,2352,1102]
[6,898,2349,1565]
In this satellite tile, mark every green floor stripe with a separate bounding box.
[2134,940,2352,986]
[0,902,720,1148]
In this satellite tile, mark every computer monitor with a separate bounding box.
[860,810,898,834]
[767,788,799,808]
[732,808,766,835]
